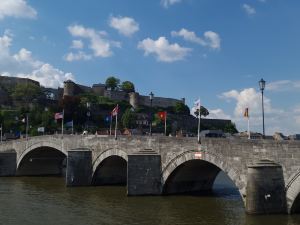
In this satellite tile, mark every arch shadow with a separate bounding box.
[17,146,67,176]
[17,141,66,168]
[92,149,128,186]
[286,171,300,214]
[162,150,243,199]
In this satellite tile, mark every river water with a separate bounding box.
[0,176,300,225]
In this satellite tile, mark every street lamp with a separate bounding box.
[149,92,154,136]
[259,78,266,138]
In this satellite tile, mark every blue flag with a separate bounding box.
[105,116,111,122]
[65,120,73,127]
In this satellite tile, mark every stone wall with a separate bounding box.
[103,89,128,101]
[2,135,300,213]
[138,95,184,108]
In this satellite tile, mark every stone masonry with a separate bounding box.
[0,135,300,214]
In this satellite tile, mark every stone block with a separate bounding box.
[0,150,16,176]
[66,150,92,186]
[127,154,162,195]
[246,160,287,214]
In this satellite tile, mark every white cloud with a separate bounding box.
[0,0,37,20]
[67,24,121,58]
[219,88,300,135]
[207,109,231,120]
[138,36,191,62]
[15,64,75,89]
[220,88,272,117]
[267,80,300,92]
[161,0,182,8]
[0,31,74,88]
[109,16,139,37]
[242,4,256,15]
[71,40,84,49]
[204,31,221,50]
[171,28,221,50]
[64,52,92,62]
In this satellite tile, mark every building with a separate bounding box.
[63,80,185,109]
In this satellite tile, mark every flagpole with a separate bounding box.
[71,120,74,135]
[114,105,118,140]
[110,115,112,136]
[164,111,167,136]
[0,124,2,143]
[26,114,29,140]
[197,98,201,143]
[248,117,250,139]
[62,109,64,137]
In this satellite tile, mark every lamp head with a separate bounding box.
[149,91,154,100]
[259,78,266,91]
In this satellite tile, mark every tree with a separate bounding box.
[121,81,135,93]
[194,106,209,118]
[224,122,238,134]
[11,83,43,109]
[121,108,136,129]
[174,102,190,115]
[105,76,120,91]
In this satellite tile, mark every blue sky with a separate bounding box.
[0,0,300,135]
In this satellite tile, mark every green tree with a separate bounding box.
[121,108,136,129]
[105,76,120,91]
[174,102,190,115]
[121,81,135,93]
[11,83,43,109]
[194,106,209,118]
[224,122,238,134]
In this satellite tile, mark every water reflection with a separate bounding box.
[0,177,299,225]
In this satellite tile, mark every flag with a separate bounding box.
[111,105,119,116]
[105,115,111,122]
[244,108,249,118]
[55,112,63,120]
[37,127,45,133]
[194,99,201,109]
[157,111,167,121]
[65,120,73,127]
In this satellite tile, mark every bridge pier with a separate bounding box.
[127,154,162,195]
[246,160,287,214]
[66,150,92,186]
[0,150,16,176]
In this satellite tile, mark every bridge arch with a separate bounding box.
[17,141,66,167]
[162,150,243,198]
[17,142,67,176]
[286,171,300,214]
[92,149,128,186]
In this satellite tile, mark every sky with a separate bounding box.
[0,0,300,135]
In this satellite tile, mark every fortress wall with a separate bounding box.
[0,76,40,89]
[138,95,184,108]
[103,90,128,101]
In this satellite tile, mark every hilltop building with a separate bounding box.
[63,80,185,108]
[0,76,185,109]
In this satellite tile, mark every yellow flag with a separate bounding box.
[244,108,249,118]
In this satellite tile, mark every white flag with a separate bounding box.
[194,99,201,109]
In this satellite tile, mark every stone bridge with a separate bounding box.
[0,135,300,215]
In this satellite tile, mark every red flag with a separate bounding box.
[111,105,119,117]
[55,112,63,120]
[157,111,167,121]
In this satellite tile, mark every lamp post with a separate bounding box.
[259,78,266,138]
[149,92,154,136]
